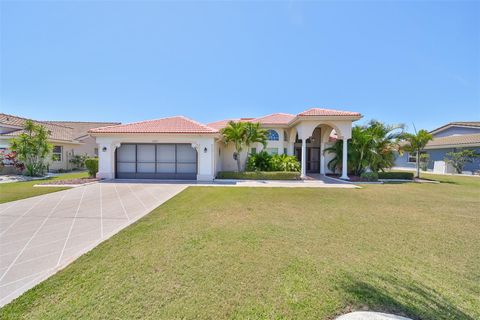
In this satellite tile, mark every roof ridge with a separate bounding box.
[176,115,217,132]
[45,120,121,124]
[254,112,295,120]
[0,113,74,130]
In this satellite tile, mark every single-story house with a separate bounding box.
[394,121,480,174]
[89,108,363,181]
[0,113,119,171]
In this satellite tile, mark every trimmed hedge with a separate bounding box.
[378,171,414,180]
[360,172,379,182]
[217,171,301,180]
[85,158,98,178]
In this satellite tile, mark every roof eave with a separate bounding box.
[89,131,219,136]
[288,115,363,126]
[425,142,480,149]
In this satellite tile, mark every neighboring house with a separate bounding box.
[0,113,119,171]
[89,108,362,181]
[394,122,480,174]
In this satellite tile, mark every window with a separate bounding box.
[267,130,279,141]
[52,146,62,161]
[94,148,99,156]
[283,148,288,155]
[283,130,288,142]
[266,148,278,155]
[408,151,426,163]
[250,148,257,154]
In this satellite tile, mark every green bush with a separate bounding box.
[378,171,414,180]
[360,172,379,181]
[246,152,300,172]
[85,158,98,178]
[246,151,271,171]
[217,171,301,180]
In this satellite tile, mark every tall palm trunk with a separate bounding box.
[236,152,241,172]
[416,148,420,178]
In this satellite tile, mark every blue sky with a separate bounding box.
[1,1,479,131]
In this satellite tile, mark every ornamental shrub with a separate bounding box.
[217,171,301,180]
[246,151,272,171]
[377,171,414,180]
[360,172,378,181]
[246,152,300,172]
[85,158,98,177]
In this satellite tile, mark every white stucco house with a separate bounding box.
[89,108,362,181]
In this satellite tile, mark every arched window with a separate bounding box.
[267,130,279,141]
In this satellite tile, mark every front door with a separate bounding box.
[295,147,320,173]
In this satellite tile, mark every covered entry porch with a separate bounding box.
[289,117,357,180]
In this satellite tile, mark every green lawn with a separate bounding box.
[0,172,89,204]
[1,174,479,319]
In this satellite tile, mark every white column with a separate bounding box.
[340,138,349,180]
[320,141,325,175]
[301,139,307,179]
[97,142,118,179]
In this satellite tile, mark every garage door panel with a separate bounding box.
[117,162,136,173]
[157,163,176,173]
[157,145,176,161]
[137,145,155,161]
[177,163,196,173]
[117,145,136,162]
[177,145,196,162]
[116,143,197,180]
[137,163,155,173]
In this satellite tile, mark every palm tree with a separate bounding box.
[244,122,268,152]
[402,129,433,178]
[324,120,404,176]
[220,121,268,172]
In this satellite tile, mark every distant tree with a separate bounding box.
[401,129,433,178]
[10,120,52,176]
[444,149,479,174]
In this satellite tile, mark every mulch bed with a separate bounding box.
[326,174,369,182]
[38,178,98,185]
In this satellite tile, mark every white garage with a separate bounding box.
[89,116,218,181]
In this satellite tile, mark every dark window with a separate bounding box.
[267,130,279,141]
[52,146,62,161]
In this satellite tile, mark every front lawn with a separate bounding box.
[1,174,479,319]
[0,171,89,204]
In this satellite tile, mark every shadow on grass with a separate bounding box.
[339,273,473,320]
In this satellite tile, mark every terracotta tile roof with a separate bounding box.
[426,133,480,148]
[89,116,218,134]
[0,113,75,142]
[253,113,296,125]
[208,113,295,130]
[298,108,361,117]
[207,119,240,130]
[46,121,120,139]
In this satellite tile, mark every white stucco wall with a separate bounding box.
[95,134,216,181]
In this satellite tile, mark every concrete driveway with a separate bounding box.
[0,182,186,307]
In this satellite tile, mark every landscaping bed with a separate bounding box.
[328,171,415,183]
[217,171,301,180]
[36,177,98,186]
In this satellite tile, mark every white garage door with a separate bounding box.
[116,143,197,179]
